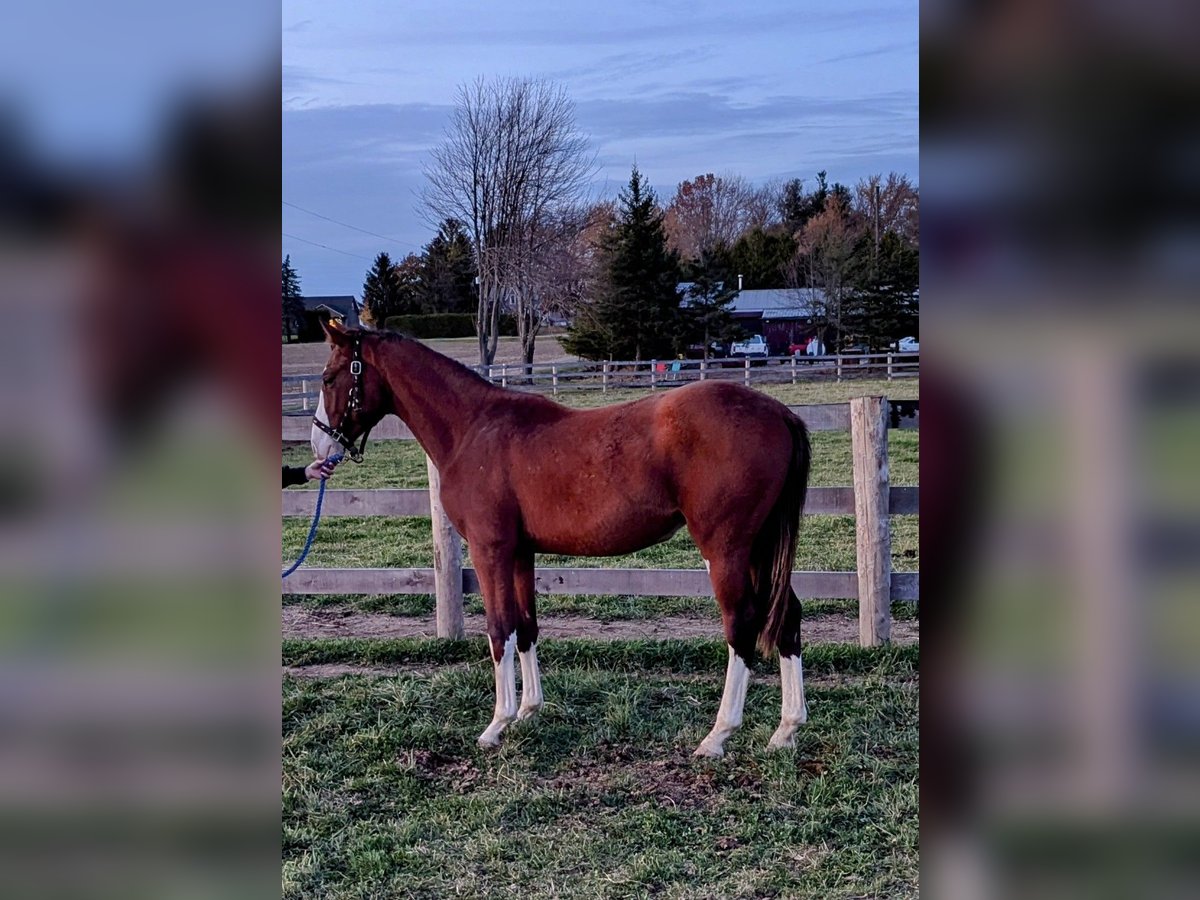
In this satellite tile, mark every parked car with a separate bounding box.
[892,336,919,352]
[729,334,769,358]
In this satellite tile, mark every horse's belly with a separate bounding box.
[525,508,685,557]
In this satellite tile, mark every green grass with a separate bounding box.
[283,641,918,899]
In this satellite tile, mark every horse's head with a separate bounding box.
[311,321,390,462]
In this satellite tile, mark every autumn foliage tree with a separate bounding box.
[664,173,768,262]
[791,193,859,350]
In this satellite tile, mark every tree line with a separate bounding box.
[284,76,918,362]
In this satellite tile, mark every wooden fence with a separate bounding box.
[282,397,919,648]
[282,352,919,413]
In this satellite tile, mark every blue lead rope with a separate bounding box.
[282,454,342,578]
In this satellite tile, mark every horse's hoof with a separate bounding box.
[477,731,503,749]
[516,703,542,722]
[767,732,796,751]
[692,741,724,759]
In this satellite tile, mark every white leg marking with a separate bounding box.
[769,654,808,750]
[517,642,543,721]
[694,645,750,758]
[703,558,711,573]
[478,632,518,748]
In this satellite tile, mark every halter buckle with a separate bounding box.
[350,360,362,376]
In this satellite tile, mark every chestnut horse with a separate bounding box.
[312,323,811,757]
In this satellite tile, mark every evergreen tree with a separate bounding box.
[360,251,406,326]
[728,227,796,289]
[683,250,740,359]
[420,219,477,313]
[562,166,682,361]
[844,231,919,350]
[281,255,303,341]
[393,254,426,315]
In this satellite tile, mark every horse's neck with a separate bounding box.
[372,339,494,466]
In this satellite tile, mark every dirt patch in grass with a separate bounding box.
[401,749,482,794]
[535,747,732,811]
[282,605,918,645]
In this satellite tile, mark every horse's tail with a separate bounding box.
[756,413,811,656]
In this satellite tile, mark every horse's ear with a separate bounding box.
[322,317,349,345]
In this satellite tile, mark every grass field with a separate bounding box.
[283,642,918,899]
[282,370,919,898]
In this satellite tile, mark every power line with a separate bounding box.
[283,200,413,249]
[282,231,373,261]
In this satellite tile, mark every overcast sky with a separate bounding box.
[283,0,917,295]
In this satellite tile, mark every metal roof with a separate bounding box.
[729,288,826,317]
[678,285,826,318]
[300,295,359,319]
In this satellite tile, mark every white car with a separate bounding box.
[729,334,769,357]
[893,336,919,352]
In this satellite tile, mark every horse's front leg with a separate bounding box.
[474,542,520,748]
[513,548,543,721]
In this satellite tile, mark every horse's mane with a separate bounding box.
[351,327,495,388]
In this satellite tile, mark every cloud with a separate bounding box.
[358,5,910,50]
[574,90,916,142]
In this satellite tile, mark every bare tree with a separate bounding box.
[853,172,920,252]
[422,77,594,366]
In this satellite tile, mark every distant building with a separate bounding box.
[297,295,360,341]
[732,289,829,355]
[680,285,828,355]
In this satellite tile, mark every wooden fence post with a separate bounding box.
[650,361,657,389]
[552,364,559,396]
[602,361,609,392]
[790,355,797,385]
[699,358,707,381]
[301,379,309,411]
[744,356,751,387]
[851,396,891,647]
[426,455,464,639]
[887,353,894,381]
[501,364,508,388]
[836,354,843,383]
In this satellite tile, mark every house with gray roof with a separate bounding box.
[681,285,829,354]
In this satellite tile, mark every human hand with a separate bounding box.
[305,458,338,481]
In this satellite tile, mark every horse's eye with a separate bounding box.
[322,376,334,386]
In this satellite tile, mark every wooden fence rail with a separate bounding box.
[282,397,917,647]
[281,485,920,518]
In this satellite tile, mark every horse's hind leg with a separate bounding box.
[769,589,808,750]
[694,553,758,758]
[513,548,543,721]
[474,542,520,748]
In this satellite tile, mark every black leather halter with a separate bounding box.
[312,337,372,463]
